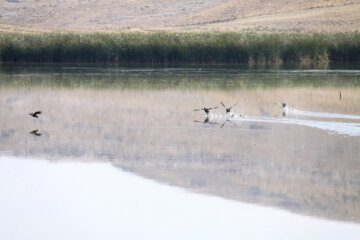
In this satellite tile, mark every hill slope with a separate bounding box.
[0,0,359,32]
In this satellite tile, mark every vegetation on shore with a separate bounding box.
[2,66,360,90]
[0,32,359,64]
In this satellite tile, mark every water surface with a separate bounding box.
[1,157,360,240]
[0,66,360,238]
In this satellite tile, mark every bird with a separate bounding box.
[193,106,218,115]
[274,102,296,109]
[29,111,42,118]
[29,129,41,136]
[220,102,238,114]
[339,91,342,100]
[274,102,292,117]
[274,102,288,108]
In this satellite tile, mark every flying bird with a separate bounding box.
[220,102,238,113]
[29,111,42,118]
[29,129,41,136]
[193,106,218,115]
[274,102,293,117]
[274,102,288,108]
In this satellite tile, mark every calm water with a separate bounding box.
[1,66,360,239]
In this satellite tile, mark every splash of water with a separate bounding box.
[207,113,360,137]
[289,109,360,121]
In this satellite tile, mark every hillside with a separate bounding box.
[0,0,359,32]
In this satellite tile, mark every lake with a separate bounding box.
[0,65,360,239]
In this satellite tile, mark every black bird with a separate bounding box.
[220,102,238,113]
[339,91,342,101]
[29,111,42,118]
[29,129,41,136]
[274,102,288,108]
[193,106,218,115]
[274,102,292,117]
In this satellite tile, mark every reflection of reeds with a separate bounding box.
[1,67,360,91]
[0,32,359,64]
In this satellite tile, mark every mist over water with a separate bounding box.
[1,66,360,239]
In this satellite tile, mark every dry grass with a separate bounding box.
[0,0,359,32]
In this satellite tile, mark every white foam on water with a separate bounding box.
[207,113,360,137]
[238,115,360,136]
[286,108,360,121]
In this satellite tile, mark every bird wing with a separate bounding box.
[230,102,238,109]
[228,120,238,127]
[34,111,42,115]
[193,109,201,111]
[220,102,226,108]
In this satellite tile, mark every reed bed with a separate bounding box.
[0,32,359,64]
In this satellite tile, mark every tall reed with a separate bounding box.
[0,32,359,64]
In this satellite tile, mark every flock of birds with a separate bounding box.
[194,102,239,115]
[194,91,343,122]
[27,93,343,134]
[27,100,279,136]
[25,90,342,136]
[194,101,291,127]
[193,101,243,127]
[27,101,282,135]
[29,111,42,136]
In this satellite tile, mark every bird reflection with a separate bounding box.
[194,117,219,125]
[29,129,42,136]
[194,116,239,128]
[220,119,238,128]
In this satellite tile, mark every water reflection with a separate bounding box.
[29,129,42,136]
[0,66,360,224]
[199,112,360,136]
[194,117,217,125]
[2,157,360,240]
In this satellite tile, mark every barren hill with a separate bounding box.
[0,0,360,32]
